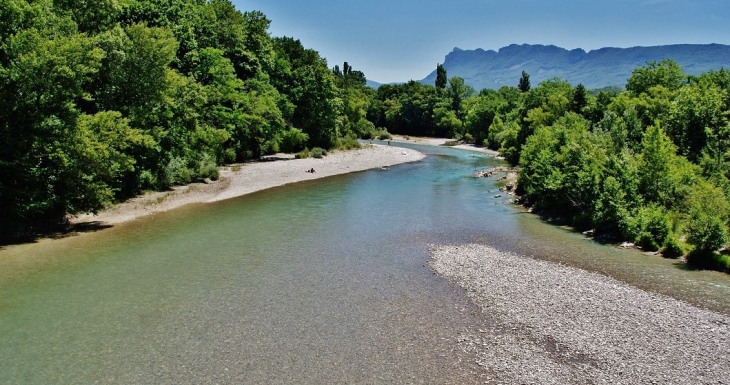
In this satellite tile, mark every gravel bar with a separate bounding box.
[430,243,730,384]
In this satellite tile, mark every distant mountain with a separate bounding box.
[421,44,730,90]
[366,79,381,89]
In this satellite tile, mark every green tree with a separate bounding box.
[685,181,730,264]
[666,77,727,161]
[570,83,588,114]
[447,76,475,120]
[626,59,686,95]
[518,70,530,92]
[638,123,676,205]
[435,63,447,91]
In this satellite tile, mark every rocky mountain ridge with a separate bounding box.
[419,43,730,90]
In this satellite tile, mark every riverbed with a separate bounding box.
[2,143,730,383]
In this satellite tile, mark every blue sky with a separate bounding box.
[233,0,730,83]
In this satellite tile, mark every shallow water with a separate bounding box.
[2,143,730,383]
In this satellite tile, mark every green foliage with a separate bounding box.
[198,153,219,181]
[435,63,447,91]
[278,128,309,153]
[378,131,392,140]
[628,205,671,251]
[0,0,371,234]
[626,59,686,95]
[337,135,362,150]
[662,234,685,259]
[638,123,677,205]
[518,70,531,92]
[163,157,193,187]
[368,55,730,273]
[518,113,603,224]
[368,81,441,137]
[310,147,327,159]
[665,77,727,161]
[685,182,730,256]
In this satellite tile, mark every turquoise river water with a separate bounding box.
[2,143,730,383]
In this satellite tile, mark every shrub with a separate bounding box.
[296,148,311,159]
[261,139,280,155]
[378,130,392,140]
[463,133,474,143]
[685,182,729,259]
[311,147,327,158]
[279,128,309,153]
[686,251,730,272]
[354,119,376,139]
[198,153,219,181]
[661,234,684,259]
[360,127,378,140]
[138,169,158,190]
[626,205,670,251]
[686,210,728,255]
[338,135,361,150]
[222,148,236,164]
[164,157,193,187]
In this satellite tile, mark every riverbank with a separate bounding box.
[389,135,502,157]
[73,145,424,226]
[430,243,730,384]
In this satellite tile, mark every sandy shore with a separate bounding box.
[431,243,730,384]
[388,135,502,157]
[73,145,424,225]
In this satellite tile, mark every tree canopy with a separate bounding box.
[0,0,374,235]
[371,59,730,272]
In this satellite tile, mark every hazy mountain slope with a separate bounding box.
[421,44,730,90]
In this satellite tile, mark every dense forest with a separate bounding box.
[371,62,730,271]
[0,0,376,235]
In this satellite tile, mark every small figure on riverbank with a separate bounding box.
[306,167,316,174]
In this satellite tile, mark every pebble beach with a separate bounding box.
[430,243,730,384]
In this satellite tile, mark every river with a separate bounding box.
[2,143,730,383]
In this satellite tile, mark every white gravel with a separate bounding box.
[430,243,730,384]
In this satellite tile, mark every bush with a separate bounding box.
[311,147,327,158]
[626,205,670,251]
[354,119,376,139]
[261,139,280,155]
[360,127,378,140]
[222,148,236,164]
[138,169,158,190]
[163,157,193,187]
[378,130,392,140]
[684,182,730,257]
[661,234,684,259]
[197,153,219,181]
[686,250,730,272]
[338,135,361,150]
[463,133,474,143]
[278,128,309,153]
[296,148,311,159]
[686,211,728,255]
